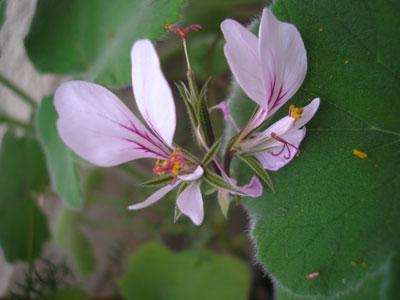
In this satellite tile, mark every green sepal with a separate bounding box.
[236,154,274,192]
[141,175,173,187]
[197,78,215,146]
[175,82,201,146]
[201,138,221,167]
[203,169,242,195]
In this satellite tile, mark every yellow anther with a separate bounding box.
[351,261,357,268]
[153,149,185,177]
[289,104,304,121]
[352,149,367,159]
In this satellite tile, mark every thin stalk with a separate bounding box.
[182,39,192,73]
[0,113,32,131]
[0,73,37,108]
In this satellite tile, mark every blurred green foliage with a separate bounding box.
[0,132,50,262]
[25,0,185,86]
[119,243,251,300]
[36,97,84,209]
[54,207,96,276]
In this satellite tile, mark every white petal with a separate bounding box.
[178,166,204,181]
[221,19,266,107]
[131,39,176,146]
[177,181,204,225]
[128,182,178,210]
[256,127,306,171]
[54,81,169,167]
[259,8,307,115]
[294,98,320,129]
[263,116,295,138]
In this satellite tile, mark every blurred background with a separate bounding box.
[0,0,274,299]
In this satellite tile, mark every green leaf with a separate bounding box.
[0,131,50,263]
[118,243,251,300]
[25,0,185,86]
[236,154,274,192]
[201,138,221,166]
[54,207,96,276]
[36,96,84,209]
[230,0,400,298]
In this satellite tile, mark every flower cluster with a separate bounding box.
[54,8,319,225]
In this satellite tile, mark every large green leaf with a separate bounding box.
[24,0,185,86]
[54,207,96,276]
[229,0,400,298]
[118,243,251,300]
[36,96,84,209]
[0,131,50,262]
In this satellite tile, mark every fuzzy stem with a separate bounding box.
[0,73,37,109]
[0,113,32,131]
[182,39,192,73]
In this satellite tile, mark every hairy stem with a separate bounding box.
[0,113,32,131]
[0,73,37,109]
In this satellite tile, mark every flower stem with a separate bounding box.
[0,113,32,131]
[0,73,37,109]
[182,39,192,73]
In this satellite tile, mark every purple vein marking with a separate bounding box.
[119,121,170,158]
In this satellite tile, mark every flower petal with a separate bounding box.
[259,8,307,115]
[54,81,169,167]
[178,166,204,181]
[131,39,176,146]
[231,175,263,198]
[294,98,320,129]
[221,19,266,107]
[255,127,306,171]
[128,182,178,210]
[177,181,204,225]
[263,116,295,138]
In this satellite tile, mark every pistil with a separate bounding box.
[270,132,299,159]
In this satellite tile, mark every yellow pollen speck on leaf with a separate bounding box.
[361,261,368,269]
[289,104,304,121]
[344,59,349,64]
[351,261,357,268]
[319,27,324,32]
[352,149,368,159]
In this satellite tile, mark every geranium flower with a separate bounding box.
[220,8,320,170]
[238,99,320,170]
[221,8,309,132]
[55,39,206,225]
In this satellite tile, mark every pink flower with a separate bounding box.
[221,8,312,130]
[221,8,320,170]
[238,99,320,170]
[55,39,205,225]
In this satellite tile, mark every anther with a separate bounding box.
[288,104,304,121]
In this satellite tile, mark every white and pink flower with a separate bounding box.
[55,39,206,225]
[221,8,320,171]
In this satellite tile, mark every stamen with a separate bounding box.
[165,24,202,40]
[288,104,304,121]
[270,132,300,159]
[153,149,186,183]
